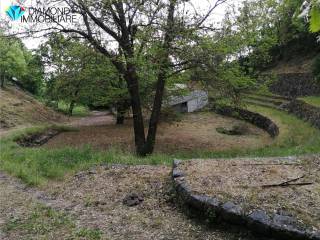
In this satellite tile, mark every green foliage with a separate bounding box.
[20,51,44,95]
[219,0,315,75]
[0,35,44,94]
[160,107,183,123]
[0,37,27,86]
[310,0,320,32]
[57,101,90,117]
[3,204,102,240]
[42,34,125,115]
[312,54,320,82]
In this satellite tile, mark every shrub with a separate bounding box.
[160,107,183,123]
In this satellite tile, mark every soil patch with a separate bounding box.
[16,129,61,147]
[179,156,320,231]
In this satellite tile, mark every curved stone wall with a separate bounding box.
[212,105,279,138]
[172,159,320,240]
[281,100,320,130]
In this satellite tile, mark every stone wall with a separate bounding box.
[269,73,320,97]
[212,105,279,138]
[172,159,320,240]
[281,100,320,130]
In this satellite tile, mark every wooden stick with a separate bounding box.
[261,182,313,188]
[260,175,309,188]
[241,163,301,166]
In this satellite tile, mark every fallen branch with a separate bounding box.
[241,163,301,166]
[261,182,313,188]
[260,175,314,188]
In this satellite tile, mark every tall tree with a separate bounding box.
[0,37,27,88]
[9,0,226,155]
[42,35,130,118]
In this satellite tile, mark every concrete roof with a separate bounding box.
[168,90,208,106]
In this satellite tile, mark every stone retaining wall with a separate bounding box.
[172,159,320,240]
[281,100,320,130]
[212,105,279,138]
[269,73,320,97]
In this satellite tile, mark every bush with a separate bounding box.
[160,107,182,123]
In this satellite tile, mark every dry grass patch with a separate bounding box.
[180,155,320,231]
[44,165,265,240]
[0,87,66,133]
[45,112,272,154]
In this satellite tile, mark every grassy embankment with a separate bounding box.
[1,106,320,186]
[299,96,320,107]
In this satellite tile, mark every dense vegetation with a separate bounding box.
[0,36,43,94]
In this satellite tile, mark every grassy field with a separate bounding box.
[57,101,90,117]
[299,96,320,107]
[1,107,320,186]
[3,204,103,240]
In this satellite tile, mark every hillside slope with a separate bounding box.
[265,53,317,75]
[0,87,66,132]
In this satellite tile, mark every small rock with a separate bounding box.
[172,169,184,178]
[273,214,296,226]
[123,193,144,207]
[88,169,97,175]
[248,210,270,225]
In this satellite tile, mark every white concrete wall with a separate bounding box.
[187,95,208,112]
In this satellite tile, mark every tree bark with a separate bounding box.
[116,111,125,124]
[124,63,146,155]
[116,101,128,125]
[70,0,176,156]
[143,0,176,155]
[68,100,75,116]
[0,74,5,89]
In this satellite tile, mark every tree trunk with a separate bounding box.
[116,112,125,124]
[116,102,127,125]
[0,74,5,89]
[124,63,146,155]
[143,0,176,155]
[68,101,75,116]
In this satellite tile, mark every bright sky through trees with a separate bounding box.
[0,0,243,49]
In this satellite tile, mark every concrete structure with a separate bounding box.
[168,90,208,113]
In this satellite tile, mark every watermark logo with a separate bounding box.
[2,0,77,23]
[21,7,78,23]
[6,5,26,20]
[6,0,27,21]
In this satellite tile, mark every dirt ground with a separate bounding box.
[0,166,270,240]
[45,112,272,154]
[180,156,320,231]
